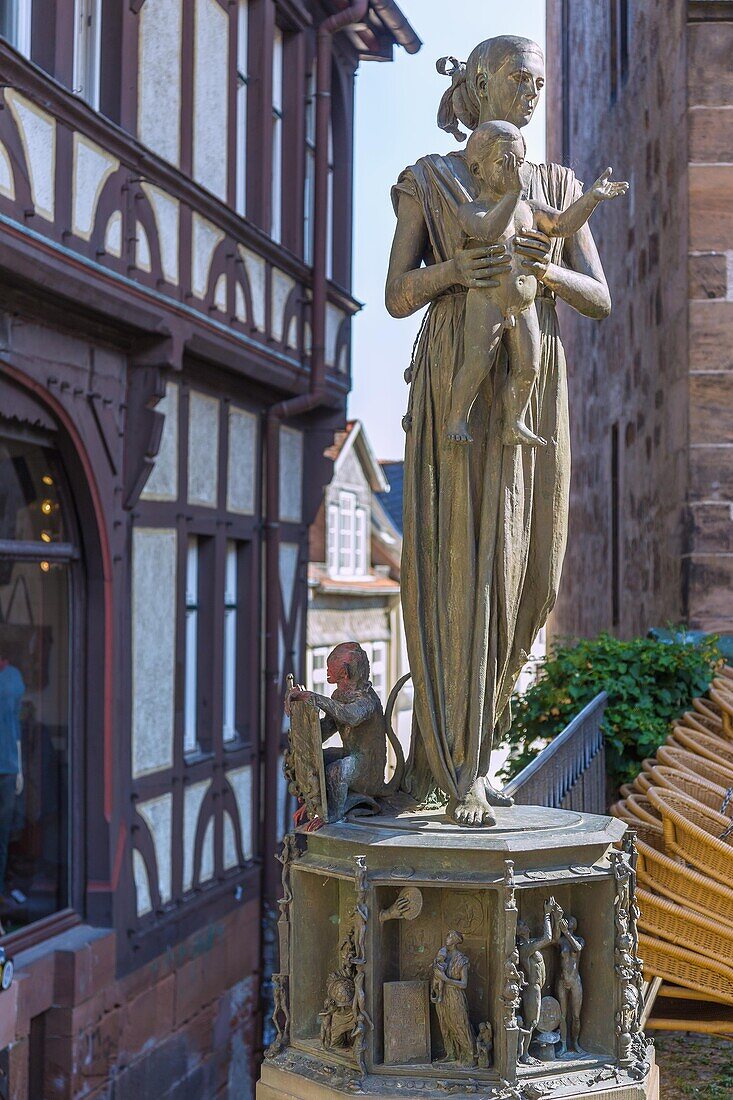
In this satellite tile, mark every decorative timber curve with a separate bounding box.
[504,692,608,814]
[0,41,355,380]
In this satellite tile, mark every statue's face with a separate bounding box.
[327,648,352,688]
[446,930,461,948]
[478,51,545,129]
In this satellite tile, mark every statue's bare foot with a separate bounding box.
[483,777,513,807]
[448,779,497,826]
[446,418,473,444]
[503,421,546,447]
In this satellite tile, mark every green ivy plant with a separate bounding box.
[500,632,723,789]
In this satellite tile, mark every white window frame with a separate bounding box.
[327,502,339,575]
[73,0,102,110]
[2,0,31,57]
[183,536,199,754]
[309,646,329,696]
[235,0,249,217]
[354,506,367,577]
[365,640,387,703]
[338,490,355,575]
[223,541,238,742]
[271,26,284,242]
[303,66,316,264]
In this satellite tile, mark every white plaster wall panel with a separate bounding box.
[141,382,179,502]
[0,142,15,199]
[237,246,266,330]
[141,183,180,285]
[192,213,224,299]
[286,314,299,351]
[279,427,303,523]
[223,812,237,869]
[227,764,253,861]
[138,0,182,166]
[104,211,122,257]
[72,134,118,240]
[270,269,295,343]
[187,390,220,506]
[279,542,299,621]
[133,849,153,916]
[193,0,229,201]
[214,273,227,312]
[136,221,152,272]
[6,92,55,221]
[235,282,247,324]
[183,778,211,892]
[227,406,257,515]
[200,817,214,883]
[138,793,173,905]
[132,527,177,776]
[325,303,344,367]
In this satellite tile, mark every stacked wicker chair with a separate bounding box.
[610,665,733,1014]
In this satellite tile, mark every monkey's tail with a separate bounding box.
[383,673,411,796]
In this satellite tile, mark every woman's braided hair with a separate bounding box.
[436,36,544,142]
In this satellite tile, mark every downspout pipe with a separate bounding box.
[262,0,370,901]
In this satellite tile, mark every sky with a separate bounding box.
[349,0,546,460]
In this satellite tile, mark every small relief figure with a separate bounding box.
[516,898,562,1064]
[502,947,526,1028]
[430,930,476,1065]
[284,643,409,823]
[556,915,585,1057]
[445,121,628,446]
[476,1021,493,1068]
[615,984,640,1065]
[320,927,359,1052]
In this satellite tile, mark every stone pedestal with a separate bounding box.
[259,804,658,1100]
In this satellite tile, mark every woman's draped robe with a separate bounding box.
[393,154,577,804]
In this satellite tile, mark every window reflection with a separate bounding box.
[0,435,71,934]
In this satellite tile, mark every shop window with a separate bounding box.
[0,432,75,934]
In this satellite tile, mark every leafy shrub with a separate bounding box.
[500,632,722,789]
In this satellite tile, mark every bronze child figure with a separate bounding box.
[445,120,628,446]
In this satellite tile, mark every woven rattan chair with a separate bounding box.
[710,680,733,738]
[692,696,725,732]
[645,765,732,815]
[670,726,733,768]
[625,793,662,825]
[677,709,721,736]
[637,839,733,930]
[639,933,733,1005]
[647,787,733,888]
[637,886,733,966]
[610,803,665,849]
[619,783,634,800]
[633,771,652,794]
[656,743,733,788]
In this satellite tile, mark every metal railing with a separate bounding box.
[504,692,608,813]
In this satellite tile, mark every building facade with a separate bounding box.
[546,0,732,642]
[306,420,412,748]
[0,3,418,1096]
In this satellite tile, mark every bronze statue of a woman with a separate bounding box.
[386,36,616,826]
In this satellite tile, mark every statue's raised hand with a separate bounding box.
[451,244,511,289]
[590,167,629,201]
[503,150,523,194]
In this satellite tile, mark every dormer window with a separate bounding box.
[327,491,367,577]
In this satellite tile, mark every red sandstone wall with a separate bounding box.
[546,0,689,641]
[686,18,733,633]
[1,904,259,1099]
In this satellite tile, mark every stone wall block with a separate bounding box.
[689,106,733,162]
[690,503,733,553]
[689,165,733,251]
[688,252,727,299]
[53,928,116,1007]
[0,979,19,1051]
[688,22,733,106]
[689,445,733,501]
[690,301,733,370]
[690,374,733,444]
[118,972,176,1060]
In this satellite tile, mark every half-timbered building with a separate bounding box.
[0,2,419,1094]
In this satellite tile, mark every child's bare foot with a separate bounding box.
[503,421,546,447]
[446,418,473,444]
